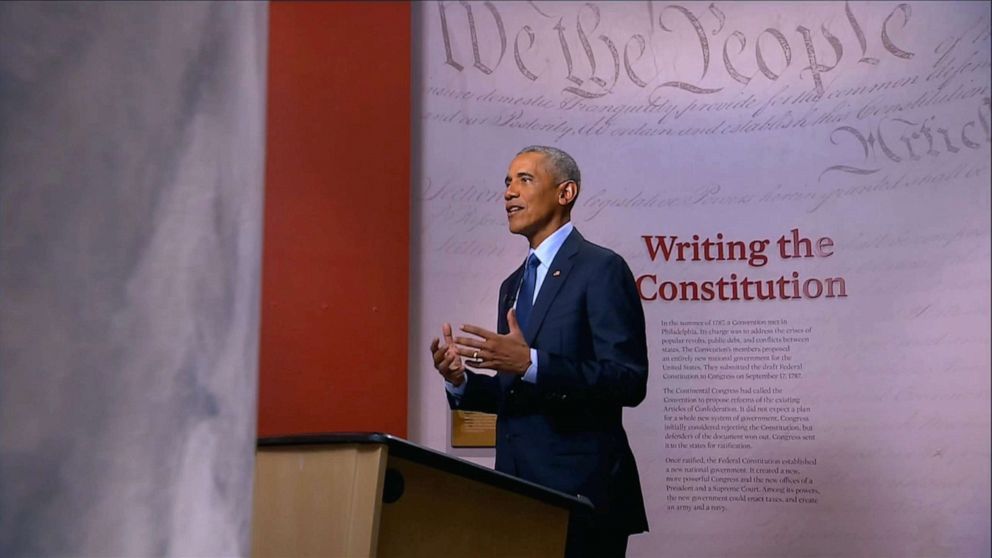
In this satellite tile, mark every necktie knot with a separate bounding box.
[527,253,541,269]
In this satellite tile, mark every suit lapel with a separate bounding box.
[499,264,524,332]
[523,228,582,343]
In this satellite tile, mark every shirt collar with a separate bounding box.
[530,222,574,267]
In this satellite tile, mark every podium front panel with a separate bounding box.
[378,455,568,557]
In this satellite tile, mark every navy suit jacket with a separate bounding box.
[448,228,649,534]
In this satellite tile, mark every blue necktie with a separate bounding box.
[516,253,540,330]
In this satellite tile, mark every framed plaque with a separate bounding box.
[450,410,496,447]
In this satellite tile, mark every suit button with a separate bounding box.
[561,394,567,400]
[509,389,516,396]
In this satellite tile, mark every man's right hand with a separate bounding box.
[430,323,466,386]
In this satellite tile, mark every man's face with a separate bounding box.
[504,152,567,246]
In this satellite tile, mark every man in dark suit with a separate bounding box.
[429,145,649,557]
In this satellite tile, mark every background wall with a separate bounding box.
[258,1,411,438]
[0,2,267,556]
[1,2,986,556]
[409,2,990,556]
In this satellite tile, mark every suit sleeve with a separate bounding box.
[446,369,501,414]
[535,253,648,407]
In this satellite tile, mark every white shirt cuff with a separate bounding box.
[445,374,467,397]
[521,349,538,383]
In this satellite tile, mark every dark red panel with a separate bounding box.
[259,2,411,437]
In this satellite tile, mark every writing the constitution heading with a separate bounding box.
[636,228,848,302]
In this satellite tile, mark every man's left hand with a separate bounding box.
[454,309,531,375]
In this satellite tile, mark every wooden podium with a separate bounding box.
[251,433,593,558]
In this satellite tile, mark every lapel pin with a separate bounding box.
[553,270,561,277]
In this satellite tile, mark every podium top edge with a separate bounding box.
[259,432,394,447]
[257,432,595,513]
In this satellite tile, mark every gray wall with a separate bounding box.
[0,2,267,556]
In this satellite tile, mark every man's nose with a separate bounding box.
[504,182,517,199]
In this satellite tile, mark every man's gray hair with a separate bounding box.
[517,145,581,185]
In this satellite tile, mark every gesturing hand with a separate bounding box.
[429,323,466,386]
[454,309,531,375]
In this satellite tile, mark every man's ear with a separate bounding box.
[558,180,578,206]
